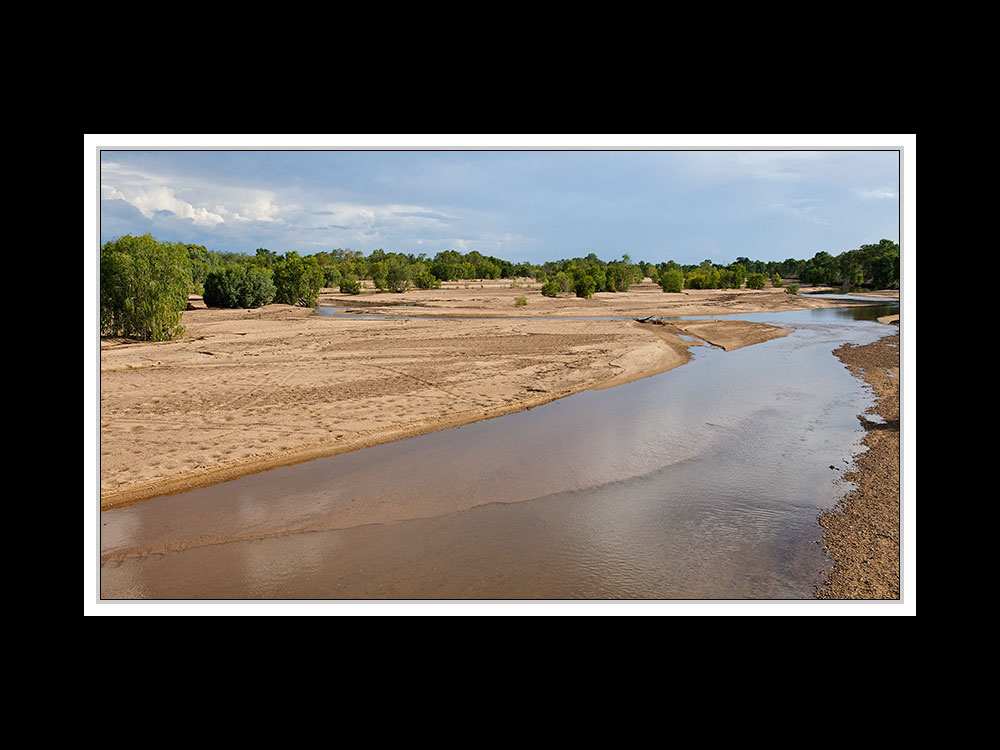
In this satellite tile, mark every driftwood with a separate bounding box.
[634,315,667,325]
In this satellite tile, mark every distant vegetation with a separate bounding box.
[100,233,900,341]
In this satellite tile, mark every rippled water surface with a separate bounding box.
[100,302,897,600]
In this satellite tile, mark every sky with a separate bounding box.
[96,138,903,267]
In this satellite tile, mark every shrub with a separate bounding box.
[541,280,560,297]
[273,251,325,306]
[746,272,766,290]
[322,266,342,289]
[414,270,441,289]
[554,271,574,293]
[370,261,388,291]
[575,275,597,298]
[605,264,630,292]
[339,275,361,294]
[514,296,527,307]
[203,265,275,308]
[786,284,800,295]
[384,257,412,293]
[590,266,608,292]
[658,268,684,293]
[100,233,189,341]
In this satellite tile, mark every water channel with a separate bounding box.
[99,298,899,600]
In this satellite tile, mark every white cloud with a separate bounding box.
[100,160,282,228]
[858,187,897,199]
[131,185,226,226]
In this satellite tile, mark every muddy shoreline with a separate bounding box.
[817,330,901,599]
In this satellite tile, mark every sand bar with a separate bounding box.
[99,282,893,510]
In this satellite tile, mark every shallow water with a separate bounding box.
[100,303,897,600]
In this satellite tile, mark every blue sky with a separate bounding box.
[97,141,902,266]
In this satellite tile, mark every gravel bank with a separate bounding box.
[817,330,901,599]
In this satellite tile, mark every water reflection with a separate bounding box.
[101,305,896,600]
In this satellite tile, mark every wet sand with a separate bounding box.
[818,330,901,599]
[99,281,887,511]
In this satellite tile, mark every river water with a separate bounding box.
[99,300,898,600]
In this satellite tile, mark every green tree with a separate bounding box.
[541,280,560,297]
[746,272,766,290]
[273,251,324,306]
[253,248,278,269]
[728,263,747,288]
[554,271,574,293]
[203,265,275,308]
[430,250,463,281]
[369,260,387,290]
[384,255,412,293]
[414,270,441,289]
[322,265,343,289]
[100,234,190,341]
[184,243,218,290]
[869,252,898,289]
[588,265,607,292]
[658,268,684,293]
[339,275,361,294]
[575,275,597,298]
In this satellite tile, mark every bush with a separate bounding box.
[786,284,800,295]
[414,270,441,289]
[100,233,189,341]
[746,272,766,290]
[514,296,527,307]
[541,280,560,297]
[554,271,574,293]
[575,275,597,299]
[384,257,412,293]
[605,264,630,292]
[658,268,684,293]
[322,266,342,289]
[339,275,361,294]
[203,265,275,308]
[273,251,325,306]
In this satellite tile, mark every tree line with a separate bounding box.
[100,233,899,340]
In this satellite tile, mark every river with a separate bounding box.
[99,299,899,600]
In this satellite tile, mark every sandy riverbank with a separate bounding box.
[99,281,893,510]
[818,331,901,599]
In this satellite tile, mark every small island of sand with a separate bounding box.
[99,282,889,511]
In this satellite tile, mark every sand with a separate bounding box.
[99,281,891,511]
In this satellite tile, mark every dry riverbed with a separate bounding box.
[98,282,887,511]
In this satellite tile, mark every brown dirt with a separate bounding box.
[98,281,890,511]
[817,332,901,599]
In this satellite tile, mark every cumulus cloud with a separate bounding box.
[100,159,282,228]
[98,153,526,254]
